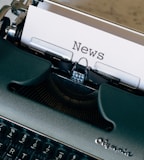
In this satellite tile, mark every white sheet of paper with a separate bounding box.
[21,3,144,90]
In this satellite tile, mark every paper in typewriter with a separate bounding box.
[21,1,144,91]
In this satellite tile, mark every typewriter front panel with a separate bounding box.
[0,1,144,160]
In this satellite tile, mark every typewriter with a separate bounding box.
[0,0,144,159]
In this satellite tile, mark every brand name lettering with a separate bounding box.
[72,41,104,60]
[95,137,133,157]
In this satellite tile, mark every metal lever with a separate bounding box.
[11,0,33,15]
[0,5,11,21]
[0,0,32,21]
[0,0,34,40]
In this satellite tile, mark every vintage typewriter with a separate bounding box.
[0,0,144,159]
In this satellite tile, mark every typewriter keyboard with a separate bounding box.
[0,117,98,160]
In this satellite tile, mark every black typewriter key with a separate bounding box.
[19,133,35,149]
[54,148,68,160]
[18,133,31,145]
[42,142,55,158]
[67,153,80,160]
[17,152,30,160]
[6,127,18,141]
[5,146,19,159]
[0,142,7,157]
[30,138,42,151]
[1,137,12,154]
[0,123,8,139]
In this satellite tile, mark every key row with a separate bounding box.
[0,117,98,160]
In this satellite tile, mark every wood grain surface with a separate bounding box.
[53,0,144,33]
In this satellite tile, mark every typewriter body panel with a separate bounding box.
[0,1,144,160]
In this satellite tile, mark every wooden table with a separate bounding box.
[53,0,144,33]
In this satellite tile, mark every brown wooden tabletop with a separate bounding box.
[53,0,144,33]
